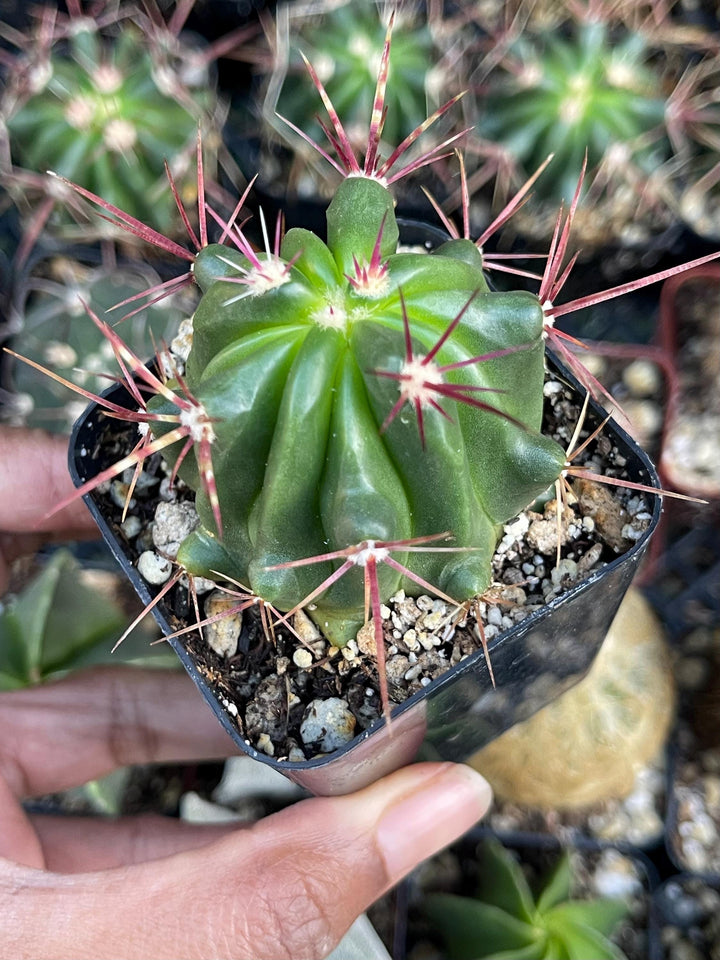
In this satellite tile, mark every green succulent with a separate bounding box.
[4,19,218,237]
[425,839,630,960]
[150,173,565,646]
[0,550,170,691]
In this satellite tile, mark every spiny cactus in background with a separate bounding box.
[0,1,246,257]
[425,838,630,960]
[261,0,462,182]
[20,20,719,708]
[1,257,195,433]
[466,2,720,246]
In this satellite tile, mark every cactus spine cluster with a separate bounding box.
[151,170,566,646]
[268,1,441,157]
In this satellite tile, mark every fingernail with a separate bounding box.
[376,764,492,882]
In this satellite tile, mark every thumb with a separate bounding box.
[6,763,492,960]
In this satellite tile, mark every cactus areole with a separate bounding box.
[149,174,567,646]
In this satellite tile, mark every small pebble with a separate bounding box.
[152,501,200,559]
[203,590,242,658]
[120,515,142,539]
[293,648,314,669]
[293,609,321,644]
[137,550,173,585]
[300,698,356,753]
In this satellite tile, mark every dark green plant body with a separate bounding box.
[5,23,216,235]
[425,839,630,960]
[151,175,566,645]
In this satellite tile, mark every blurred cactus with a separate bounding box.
[466,2,720,248]
[1,256,196,433]
[259,0,464,189]
[0,2,240,254]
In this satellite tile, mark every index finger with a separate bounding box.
[0,666,238,798]
[0,426,98,535]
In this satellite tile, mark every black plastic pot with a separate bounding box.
[650,874,720,960]
[68,349,661,796]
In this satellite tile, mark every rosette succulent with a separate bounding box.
[425,839,630,960]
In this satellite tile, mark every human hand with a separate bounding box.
[0,426,493,959]
[0,426,98,592]
[0,666,491,959]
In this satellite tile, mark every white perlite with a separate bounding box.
[300,698,356,753]
[137,550,173,584]
[203,590,242,658]
[152,500,200,559]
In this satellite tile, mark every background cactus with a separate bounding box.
[1,257,195,433]
[465,3,720,248]
[267,1,440,148]
[257,0,464,195]
[0,4,231,247]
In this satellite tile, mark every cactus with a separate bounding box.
[467,4,720,245]
[163,176,566,647]
[0,4,230,247]
[265,0,450,162]
[2,257,194,433]
[425,838,630,960]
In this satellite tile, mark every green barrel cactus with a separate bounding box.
[149,171,566,645]
[2,15,220,239]
[49,16,715,661]
[477,17,668,205]
[3,258,193,433]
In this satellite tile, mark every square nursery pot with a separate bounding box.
[68,352,661,796]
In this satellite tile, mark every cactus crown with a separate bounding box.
[425,838,630,960]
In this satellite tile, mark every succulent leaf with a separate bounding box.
[426,840,630,960]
